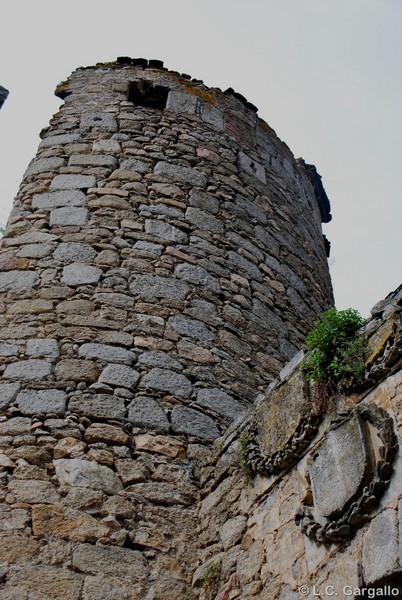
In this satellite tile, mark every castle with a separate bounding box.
[0,59,400,599]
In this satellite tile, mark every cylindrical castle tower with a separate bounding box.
[0,59,333,598]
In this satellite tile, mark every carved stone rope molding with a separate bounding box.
[295,404,398,545]
[243,411,323,476]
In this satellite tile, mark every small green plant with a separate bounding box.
[239,433,253,475]
[203,561,221,584]
[302,307,367,391]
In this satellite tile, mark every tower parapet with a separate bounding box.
[0,59,333,598]
[0,85,9,109]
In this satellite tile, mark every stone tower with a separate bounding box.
[0,58,332,598]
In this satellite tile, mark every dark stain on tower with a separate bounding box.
[0,58,333,598]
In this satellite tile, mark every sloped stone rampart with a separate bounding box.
[195,289,402,599]
[0,59,332,598]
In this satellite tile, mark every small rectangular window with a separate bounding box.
[128,81,169,110]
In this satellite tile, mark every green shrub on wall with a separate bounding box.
[302,307,367,391]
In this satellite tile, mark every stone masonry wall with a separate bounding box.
[0,59,332,599]
[195,289,402,599]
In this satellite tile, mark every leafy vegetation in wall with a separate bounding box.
[302,307,367,392]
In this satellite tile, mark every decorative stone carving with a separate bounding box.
[242,372,324,475]
[296,404,398,544]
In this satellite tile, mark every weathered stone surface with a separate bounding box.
[169,315,215,343]
[137,351,182,371]
[0,270,37,292]
[93,138,121,154]
[32,504,109,542]
[80,112,118,130]
[99,363,140,387]
[186,206,224,234]
[188,189,220,214]
[32,189,87,210]
[200,102,224,130]
[7,479,60,504]
[196,387,246,421]
[127,481,195,506]
[50,206,89,227]
[166,90,198,114]
[24,156,64,177]
[309,413,369,518]
[61,263,102,285]
[256,369,312,456]
[54,437,87,460]
[84,423,129,445]
[9,299,53,314]
[134,433,185,458]
[127,397,170,431]
[16,243,56,258]
[130,274,189,302]
[55,359,99,382]
[54,458,123,494]
[26,338,59,358]
[0,382,21,410]
[177,339,214,364]
[0,416,31,436]
[115,459,149,485]
[0,343,19,357]
[3,359,52,381]
[69,154,117,168]
[141,368,192,398]
[16,389,67,415]
[145,219,188,243]
[120,157,151,173]
[237,151,266,183]
[154,161,207,187]
[68,394,126,419]
[82,575,141,600]
[362,509,400,585]
[220,516,247,550]
[79,343,135,364]
[39,133,81,148]
[54,242,97,263]
[0,532,40,564]
[174,263,221,292]
[227,250,262,282]
[4,565,84,599]
[72,543,148,578]
[50,174,96,190]
[171,406,220,440]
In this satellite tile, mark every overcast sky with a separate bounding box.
[0,0,401,317]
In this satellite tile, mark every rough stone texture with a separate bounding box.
[0,383,21,410]
[128,396,170,431]
[196,387,246,421]
[79,343,135,364]
[3,359,53,381]
[0,59,336,599]
[99,363,140,388]
[362,509,400,585]
[16,389,67,415]
[61,263,102,285]
[141,368,192,398]
[309,414,369,518]
[171,406,220,440]
[54,458,123,494]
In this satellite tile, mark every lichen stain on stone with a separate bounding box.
[256,370,311,456]
[366,315,397,366]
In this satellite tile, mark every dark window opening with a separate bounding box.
[128,81,169,110]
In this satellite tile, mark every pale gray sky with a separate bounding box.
[0,0,401,316]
